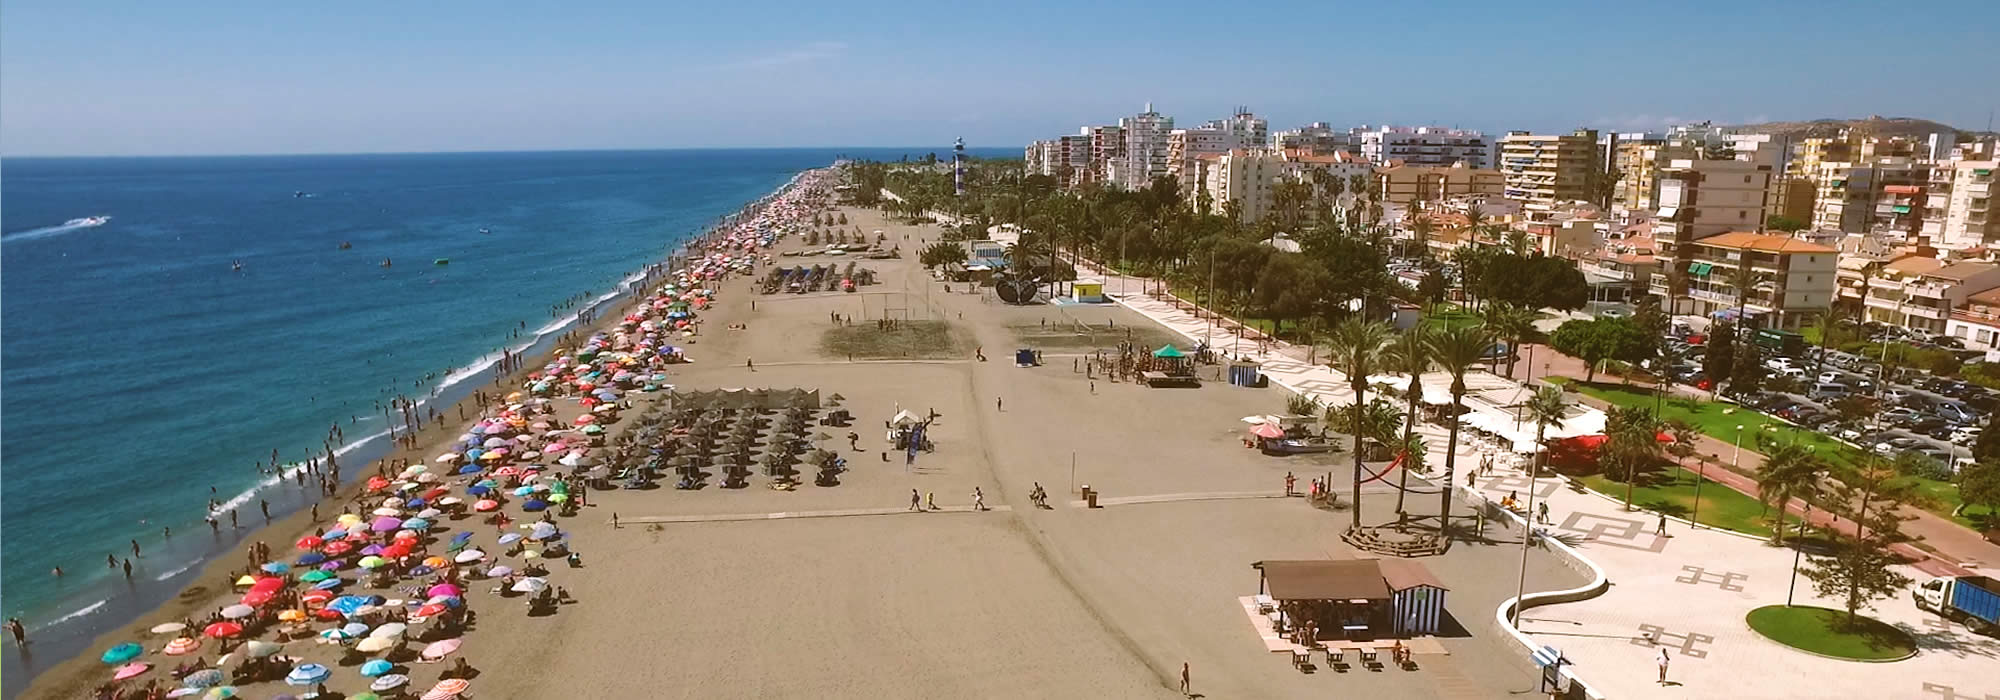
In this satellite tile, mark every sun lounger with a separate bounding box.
[1325,647,1348,672]
[1360,648,1383,672]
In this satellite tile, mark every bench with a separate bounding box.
[1360,648,1383,672]
[1325,648,1348,673]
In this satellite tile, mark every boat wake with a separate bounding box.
[2,216,110,244]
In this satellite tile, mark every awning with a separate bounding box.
[1655,207,1678,220]
[1153,345,1186,358]
[1255,560,1392,601]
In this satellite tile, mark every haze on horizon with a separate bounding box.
[3,0,1996,157]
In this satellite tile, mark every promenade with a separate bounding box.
[1089,271,2000,700]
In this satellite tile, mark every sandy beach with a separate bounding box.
[23,169,1584,700]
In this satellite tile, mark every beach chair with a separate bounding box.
[1290,648,1313,672]
[1325,647,1348,673]
[1360,648,1383,672]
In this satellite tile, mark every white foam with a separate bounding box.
[153,562,196,581]
[209,427,390,517]
[3,219,103,244]
[41,600,108,629]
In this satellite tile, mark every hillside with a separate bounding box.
[1727,115,1982,140]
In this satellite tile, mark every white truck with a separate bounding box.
[1913,575,2000,635]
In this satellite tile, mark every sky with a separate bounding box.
[3,0,1998,156]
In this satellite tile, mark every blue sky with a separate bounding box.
[3,0,1996,156]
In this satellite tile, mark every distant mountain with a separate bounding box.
[1726,116,1987,140]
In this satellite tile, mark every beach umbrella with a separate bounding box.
[371,516,403,532]
[321,541,353,556]
[360,544,386,556]
[101,642,143,664]
[370,675,410,692]
[496,533,522,545]
[166,689,201,698]
[456,464,481,475]
[300,589,333,605]
[241,590,275,607]
[373,506,401,517]
[454,549,485,564]
[319,628,356,641]
[370,622,407,639]
[471,497,497,510]
[201,622,242,639]
[366,477,390,491]
[149,622,187,635]
[417,508,442,519]
[295,553,327,566]
[403,517,433,530]
[437,497,462,506]
[426,583,461,598]
[233,575,258,587]
[510,577,549,594]
[242,640,281,658]
[450,531,475,546]
[351,694,382,700]
[113,662,151,681]
[358,556,388,569]
[295,535,324,550]
[423,556,449,569]
[421,679,470,700]
[313,579,343,591]
[414,603,448,618]
[326,596,368,615]
[521,499,548,512]
[419,638,462,661]
[527,522,558,541]
[200,687,237,700]
[277,609,307,622]
[361,659,394,677]
[299,570,334,583]
[407,565,435,577]
[521,550,542,559]
[285,663,331,686]
[434,453,460,463]
[260,562,290,574]
[354,637,397,654]
[425,595,462,609]
[485,565,513,577]
[182,669,225,687]
[220,604,255,619]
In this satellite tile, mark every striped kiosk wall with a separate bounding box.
[1392,584,1446,636]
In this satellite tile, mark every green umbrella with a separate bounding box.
[299,570,335,583]
[1152,345,1185,359]
[101,642,143,664]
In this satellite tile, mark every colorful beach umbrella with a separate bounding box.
[101,643,143,664]
[421,678,470,700]
[354,637,397,654]
[370,675,410,692]
[113,661,151,681]
[299,570,334,583]
[360,659,394,677]
[418,638,462,661]
[182,669,225,687]
[149,622,187,635]
[243,640,281,658]
[201,686,238,699]
[201,622,242,639]
[220,604,254,619]
[284,663,331,686]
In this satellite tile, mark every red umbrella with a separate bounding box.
[414,603,448,618]
[1249,423,1285,439]
[420,487,450,501]
[250,577,285,592]
[295,535,324,550]
[381,543,413,559]
[301,590,333,605]
[367,476,391,491]
[242,590,275,607]
[314,608,344,620]
[202,622,242,639]
[322,540,354,556]
[472,500,499,512]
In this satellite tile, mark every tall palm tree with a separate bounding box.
[1384,329,1436,518]
[1328,319,1394,528]
[1757,444,1824,546]
[1525,387,1570,478]
[1603,405,1662,510]
[1810,308,1850,381]
[1428,324,1495,533]
[1481,303,1537,380]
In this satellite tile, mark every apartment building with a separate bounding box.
[1580,234,1662,285]
[1352,125,1494,169]
[1651,232,1837,329]
[1810,158,1931,235]
[1922,161,1999,249]
[1860,258,2000,335]
[1947,287,2000,357]
[1499,128,1599,214]
[1608,133,1668,213]
[1202,109,1268,151]
[1377,162,1504,205]
[1084,125,1124,187]
[1198,150,1284,222]
[1650,158,1775,306]
[1278,149,1372,214]
[1117,105,1174,191]
[1831,232,1909,309]
[1272,122,1355,156]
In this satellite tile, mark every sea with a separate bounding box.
[0,147,1007,695]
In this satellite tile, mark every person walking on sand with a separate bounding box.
[925,492,938,512]
[909,489,921,512]
[122,559,132,579]
[1656,648,1670,685]
[973,488,986,511]
[612,513,620,529]
[996,397,1003,412]
[1537,501,1550,525]
[746,358,755,371]
[131,540,141,558]
[1179,662,1190,696]
[1284,471,1296,497]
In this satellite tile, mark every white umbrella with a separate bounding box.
[484,565,513,578]
[220,604,254,619]
[370,622,407,639]
[373,507,402,516]
[453,549,485,564]
[417,508,443,519]
[354,636,398,653]
[526,522,558,541]
[434,453,461,463]
[510,577,549,594]
[149,622,187,635]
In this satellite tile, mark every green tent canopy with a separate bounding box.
[1153,345,1186,359]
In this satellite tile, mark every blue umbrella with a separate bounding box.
[327,596,368,615]
[457,464,481,475]
[360,659,394,677]
[407,565,435,577]
[522,499,548,512]
[101,642,142,664]
[466,485,491,496]
[497,533,522,545]
[465,448,484,461]
[323,529,347,540]
[450,531,475,545]
[405,498,426,509]
[340,623,369,637]
[295,553,326,565]
[261,562,290,574]
[403,517,431,530]
[313,579,343,590]
[284,663,331,686]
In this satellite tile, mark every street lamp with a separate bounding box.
[1786,500,1815,607]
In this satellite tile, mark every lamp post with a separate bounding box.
[1786,500,1814,607]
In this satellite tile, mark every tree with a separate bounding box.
[1977,412,2000,464]
[1603,405,1663,510]
[1766,214,1809,232]
[1384,329,1435,519]
[1800,465,1916,628]
[1416,256,1450,305]
[1703,321,1737,390]
[1328,320,1393,529]
[1955,460,2000,521]
[1729,343,1766,396]
[1756,444,1824,546]
[1549,318,1651,382]
[1428,324,1496,534]
[1809,309,1850,383]
[919,241,967,269]
[1665,419,1699,467]
[1482,304,1538,379]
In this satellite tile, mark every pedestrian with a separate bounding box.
[1657,511,1668,536]
[1179,661,1190,696]
[996,397,1003,412]
[107,554,117,568]
[1538,501,1550,525]
[925,492,938,511]
[162,526,171,539]
[973,487,987,511]
[207,517,219,533]
[260,499,271,520]
[1475,509,1486,537]
[122,559,132,579]
[1089,381,1095,394]
[1284,471,1296,496]
[909,489,921,512]
[131,539,141,558]
[746,358,755,371]
[228,510,238,528]
[1656,648,1670,685]
[5,617,24,647]
[612,513,620,529]
[1466,470,1477,488]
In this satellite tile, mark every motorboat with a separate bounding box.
[65,216,111,227]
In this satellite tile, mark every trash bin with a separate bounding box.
[1081,484,1098,508]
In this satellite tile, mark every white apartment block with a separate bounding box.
[1353,125,1494,169]
[1273,122,1355,156]
[1117,104,1174,191]
[1922,161,1999,249]
[1196,150,1284,222]
[1202,109,1268,150]
[1810,158,1930,235]
[1860,258,2000,335]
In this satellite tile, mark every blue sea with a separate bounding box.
[0,147,1007,694]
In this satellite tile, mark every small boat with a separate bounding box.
[231,260,244,271]
[381,258,393,268]
[433,258,450,266]
[294,191,308,198]
[65,216,111,227]
[478,228,491,235]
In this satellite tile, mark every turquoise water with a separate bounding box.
[0,147,1005,693]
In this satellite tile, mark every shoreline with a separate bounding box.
[9,168,829,700]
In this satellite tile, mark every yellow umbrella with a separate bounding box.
[277,609,306,622]
[521,550,541,559]
[234,575,257,587]
[422,556,447,569]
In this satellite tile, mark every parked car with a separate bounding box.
[1938,402,1981,425]
[1883,389,1914,404]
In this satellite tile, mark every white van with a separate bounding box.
[1809,382,1851,399]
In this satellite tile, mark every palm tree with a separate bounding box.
[1603,405,1663,510]
[1328,319,1394,528]
[1427,324,1495,533]
[1480,303,1537,380]
[1384,329,1436,518]
[1525,387,1570,478]
[1756,444,1824,546]
[1810,308,1849,381]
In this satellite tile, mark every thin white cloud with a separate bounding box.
[720,41,849,69]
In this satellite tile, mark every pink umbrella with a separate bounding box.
[420,638,462,660]
[426,584,461,598]
[112,662,151,681]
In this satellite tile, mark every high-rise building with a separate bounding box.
[1272,123,1355,156]
[1810,158,1930,235]
[1650,158,1776,311]
[1085,125,1125,187]
[1352,125,1494,169]
[1376,162,1504,205]
[1198,150,1285,222]
[1500,128,1600,213]
[1923,161,1999,248]
[1608,133,1668,213]
[1202,108,1268,151]
[1649,232,1837,329]
[1117,104,1174,191]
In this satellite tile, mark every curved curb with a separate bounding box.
[1741,607,1921,664]
[1476,483,1612,699]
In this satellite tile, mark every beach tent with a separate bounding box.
[889,410,924,427]
[1153,345,1186,359]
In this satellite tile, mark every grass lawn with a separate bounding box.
[1745,606,1916,661]
[1422,309,1483,331]
[1577,465,1797,538]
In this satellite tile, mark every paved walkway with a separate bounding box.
[619,503,1014,524]
[1088,269,2000,700]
